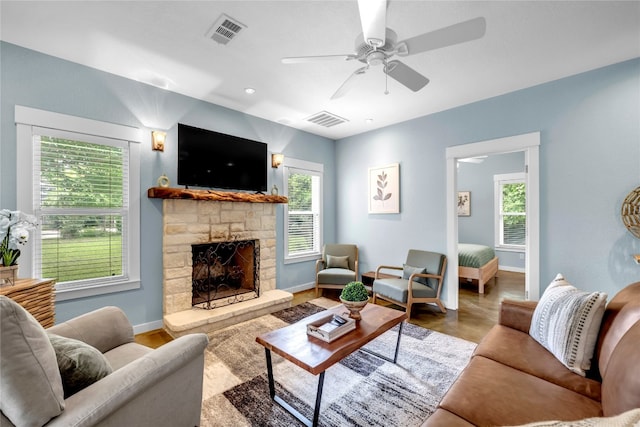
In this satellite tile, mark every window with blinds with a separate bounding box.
[494,173,526,250]
[33,130,130,287]
[284,160,322,262]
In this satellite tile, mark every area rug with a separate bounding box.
[200,298,476,427]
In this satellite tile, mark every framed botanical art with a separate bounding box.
[458,191,471,216]
[368,163,400,214]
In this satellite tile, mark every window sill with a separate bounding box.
[284,253,321,265]
[494,246,525,253]
[55,279,141,301]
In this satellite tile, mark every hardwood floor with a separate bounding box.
[135,270,525,347]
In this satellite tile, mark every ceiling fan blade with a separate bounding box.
[331,66,368,99]
[398,17,486,56]
[282,54,357,64]
[384,60,429,92]
[357,0,387,48]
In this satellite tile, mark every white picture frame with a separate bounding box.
[368,163,400,214]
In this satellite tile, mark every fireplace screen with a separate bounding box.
[192,239,259,309]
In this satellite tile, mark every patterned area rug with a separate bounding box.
[200,298,476,427]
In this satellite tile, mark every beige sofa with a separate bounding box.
[0,297,208,427]
[423,281,640,426]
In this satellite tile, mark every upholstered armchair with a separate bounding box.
[0,296,208,427]
[315,244,359,297]
[372,249,447,317]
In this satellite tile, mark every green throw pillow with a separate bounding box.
[326,255,350,269]
[47,333,113,397]
[403,264,428,285]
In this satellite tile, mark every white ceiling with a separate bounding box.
[1,1,639,140]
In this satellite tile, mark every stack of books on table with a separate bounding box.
[307,313,356,343]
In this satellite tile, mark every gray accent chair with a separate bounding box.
[315,244,359,297]
[372,249,447,317]
[1,302,208,427]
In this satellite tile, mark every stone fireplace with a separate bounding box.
[150,188,292,337]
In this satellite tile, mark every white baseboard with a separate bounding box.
[133,319,164,334]
[499,265,525,273]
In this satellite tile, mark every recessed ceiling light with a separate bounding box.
[365,118,373,124]
[244,87,256,95]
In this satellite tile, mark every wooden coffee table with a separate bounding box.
[255,303,407,427]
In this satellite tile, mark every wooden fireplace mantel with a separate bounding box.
[147,187,288,204]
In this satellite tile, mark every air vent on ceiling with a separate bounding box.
[306,111,349,128]
[206,14,246,45]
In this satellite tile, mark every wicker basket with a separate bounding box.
[0,265,18,286]
[622,186,640,239]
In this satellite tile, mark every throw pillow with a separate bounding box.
[0,296,65,427]
[402,264,428,285]
[48,333,113,398]
[326,255,349,269]
[529,274,607,376]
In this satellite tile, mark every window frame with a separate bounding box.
[283,158,323,264]
[494,172,526,252]
[15,106,141,301]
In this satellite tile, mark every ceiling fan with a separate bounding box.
[282,0,486,99]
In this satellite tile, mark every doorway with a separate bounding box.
[444,132,540,310]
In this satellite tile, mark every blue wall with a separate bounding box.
[2,40,639,327]
[336,58,640,299]
[0,42,336,325]
[458,152,525,271]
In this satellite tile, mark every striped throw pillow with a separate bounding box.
[529,274,607,376]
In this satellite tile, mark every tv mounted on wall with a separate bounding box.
[178,123,268,192]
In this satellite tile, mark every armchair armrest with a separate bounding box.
[47,306,134,354]
[46,333,209,427]
[315,259,325,274]
[375,265,402,279]
[499,299,539,333]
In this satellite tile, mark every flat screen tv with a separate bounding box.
[178,123,268,192]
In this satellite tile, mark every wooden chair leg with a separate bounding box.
[436,300,447,313]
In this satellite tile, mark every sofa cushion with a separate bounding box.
[438,356,602,427]
[402,264,428,285]
[48,333,113,397]
[529,274,607,376]
[474,325,601,400]
[0,296,65,426]
[505,408,640,426]
[326,254,349,269]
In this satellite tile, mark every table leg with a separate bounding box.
[360,320,404,363]
[264,348,325,427]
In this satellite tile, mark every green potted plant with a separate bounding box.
[339,281,370,320]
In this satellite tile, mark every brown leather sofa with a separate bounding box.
[423,281,640,426]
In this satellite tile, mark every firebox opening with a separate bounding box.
[191,239,259,309]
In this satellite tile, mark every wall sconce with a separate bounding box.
[151,130,166,152]
[272,153,284,168]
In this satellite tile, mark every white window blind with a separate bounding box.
[494,173,526,249]
[33,127,130,288]
[284,159,323,262]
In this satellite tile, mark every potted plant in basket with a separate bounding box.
[339,281,370,320]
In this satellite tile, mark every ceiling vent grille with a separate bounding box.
[206,14,246,45]
[306,111,349,128]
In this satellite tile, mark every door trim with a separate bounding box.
[445,132,540,310]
